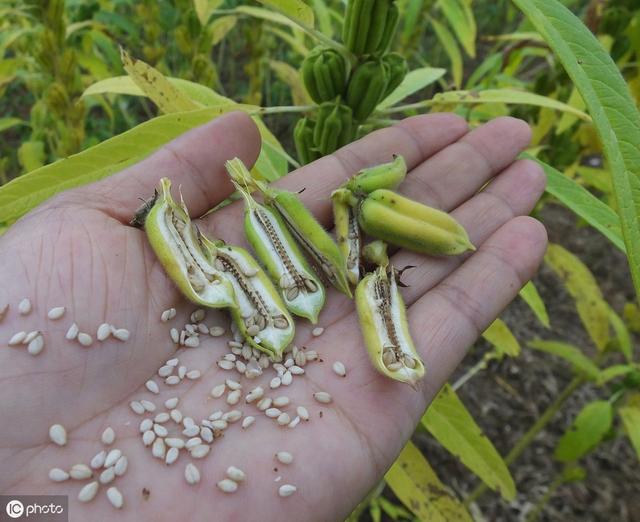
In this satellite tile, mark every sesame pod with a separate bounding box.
[293,117,320,165]
[332,189,361,286]
[227,159,326,323]
[313,102,354,156]
[144,178,237,309]
[353,0,376,54]
[381,53,408,99]
[301,47,348,103]
[345,154,407,194]
[376,2,399,53]
[345,58,389,121]
[356,264,425,387]
[364,0,390,53]
[342,0,365,52]
[357,189,475,255]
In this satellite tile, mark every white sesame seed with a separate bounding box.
[145,380,160,394]
[270,377,281,389]
[281,371,293,386]
[209,411,222,421]
[332,361,346,377]
[235,360,247,373]
[288,416,301,429]
[142,429,155,446]
[22,330,38,344]
[77,332,93,347]
[226,378,242,390]
[226,389,241,405]
[211,420,228,430]
[170,409,183,423]
[166,357,179,367]
[314,391,332,404]
[210,326,225,337]
[170,328,179,343]
[165,446,179,465]
[222,410,242,423]
[106,486,124,509]
[259,354,271,368]
[182,425,200,437]
[153,424,168,437]
[152,438,166,459]
[311,327,324,337]
[265,408,281,418]
[164,397,179,409]
[217,479,238,493]
[218,359,234,370]
[18,298,31,315]
[49,424,67,446]
[46,306,65,320]
[27,334,44,355]
[114,456,128,476]
[257,397,272,411]
[113,328,130,341]
[179,364,189,378]
[228,340,243,349]
[99,466,115,484]
[275,475,282,482]
[141,399,156,412]
[104,449,122,468]
[90,450,107,469]
[277,413,291,426]
[69,464,92,480]
[183,416,195,428]
[191,309,205,322]
[130,401,145,415]
[165,437,185,449]
[49,468,69,482]
[290,365,305,375]
[9,331,27,345]
[189,444,210,459]
[78,481,99,503]
[242,416,255,429]
[295,352,307,367]
[65,323,79,340]
[276,451,293,464]
[306,350,318,361]
[96,323,111,341]
[157,365,172,378]
[283,357,293,368]
[297,406,309,421]
[185,437,202,449]
[210,384,226,398]
[279,484,297,497]
[160,309,171,322]
[197,323,209,335]
[201,427,214,443]
[165,374,181,385]
[155,412,170,423]
[186,370,201,380]
[273,396,290,408]
[226,466,246,482]
[101,427,115,445]
[139,419,153,433]
[245,386,264,403]
[185,463,201,485]
[185,336,200,348]
[273,363,286,375]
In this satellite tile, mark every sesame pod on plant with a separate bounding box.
[144,178,237,309]
[293,117,320,165]
[345,154,407,194]
[342,0,366,53]
[332,189,361,286]
[381,53,408,99]
[313,101,354,155]
[301,47,348,103]
[226,159,326,324]
[345,58,390,121]
[357,189,475,255]
[356,263,425,388]
[364,0,390,53]
[352,0,377,54]
[376,1,400,53]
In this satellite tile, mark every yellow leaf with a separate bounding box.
[437,0,476,58]
[545,243,610,351]
[211,16,238,46]
[385,441,472,522]
[482,318,520,358]
[193,0,223,26]
[619,406,640,461]
[429,17,463,88]
[255,0,314,27]
[268,60,311,106]
[556,86,586,134]
[519,281,550,328]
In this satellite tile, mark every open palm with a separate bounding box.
[0,112,547,521]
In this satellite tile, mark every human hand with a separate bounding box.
[0,111,546,521]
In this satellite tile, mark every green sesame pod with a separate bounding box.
[353,0,376,54]
[345,154,407,194]
[301,47,347,103]
[376,1,399,53]
[342,0,365,52]
[144,178,237,309]
[381,52,408,99]
[293,117,320,165]
[301,55,322,103]
[314,102,353,155]
[332,189,361,286]
[364,0,390,54]
[356,263,425,388]
[357,189,476,255]
[345,58,389,121]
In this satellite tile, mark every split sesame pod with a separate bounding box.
[144,178,237,309]
[226,159,326,323]
[355,263,425,388]
[357,189,476,256]
[344,154,407,194]
[332,188,361,286]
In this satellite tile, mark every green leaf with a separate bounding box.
[528,340,600,380]
[528,155,625,252]
[619,406,640,462]
[378,67,446,110]
[545,243,610,351]
[422,384,516,500]
[0,117,25,133]
[608,306,633,362]
[518,281,550,328]
[255,0,314,27]
[193,0,223,25]
[210,15,238,46]
[597,365,635,385]
[512,0,640,304]
[310,0,333,37]
[234,5,302,31]
[17,141,45,174]
[554,400,613,462]
[482,318,520,358]
[385,440,472,521]
[556,86,585,135]
[437,0,476,57]
[429,17,463,88]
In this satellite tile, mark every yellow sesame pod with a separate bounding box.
[332,189,361,287]
[355,264,425,387]
[144,178,237,309]
[345,154,407,194]
[357,189,475,256]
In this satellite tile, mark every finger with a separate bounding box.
[201,113,469,238]
[68,112,261,222]
[409,216,548,399]
[397,116,532,210]
[394,158,547,304]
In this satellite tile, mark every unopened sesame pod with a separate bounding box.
[381,53,408,99]
[345,58,389,121]
[226,159,326,323]
[357,189,475,256]
[376,1,399,53]
[301,47,348,103]
[144,178,237,309]
[201,236,295,359]
[313,101,354,156]
[293,117,320,165]
[332,189,361,286]
[363,0,390,52]
[345,154,407,194]
[356,263,425,387]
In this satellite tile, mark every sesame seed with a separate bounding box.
[281,371,293,386]
[305,350,318,361]
[210,384,226,398]
[158,365,173,378]
[77,332,93,347]
[182,425,199,437]
[165,447,180,465]
[184,336,199,348]
[113,328,130,341]
[170,409,183,423]
[296,406,309,421]
[278,484,297,497]
[226,466,246,482]
[165,437,185,449]
[218,359,234,370]
[235,360,247,373]
[189,444,210,459]
[273,396,290,408]
[228,340,243,348]
[226,389,241,405]
[165,375,181,386]
[191,309,205,323]
[145,380,160,394]
[210,326,225,337]
[142,430,155,446]
[160,309,171,322]
[153,424,168,437]
[139,419,153,432]
[311,327,324,337]
[185,463,200,485]
[97,323,111,341]
[9,331,27,345]
[152,438,166,459]
[49,468,69,482]
[226,379,241,390]
[290,365,305,375]
[106,486,124,509]
[186,370,201,380]
[332,361,347,377]
[99,466,115,484]
[185,437,202,449]
[101,426,115,445]
[257,397,272,411]
[90,450,107,469]
[245,386,264,403]
[140,399,156,412]
[270,377,281,389]
[23,330,39,344]
[277,413,290,426]
[27,334,44,355]
[166,358,179,367]
[222,410,242,423]
[265,408,281,418]
[164,397,179,409]
[47,307,65,320]
[170,328,179,343]
[314,391,332,404]
[210,420,228,430]
[217,479,238,493]
[18,298,31,315]
[201,427,214,443]
[288,416,301,429]
[78,481,99,503]
[183,417,195,428]
[69,463,92,480]
[275,475,282,482]
[49,424,67,446]
[114,456,128,476]
[276,451,293,464]
[241,416,255,429]
[65,323,79,340]
[197,323,209,335]
[104,449,122,468]
[155,412,170,423]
